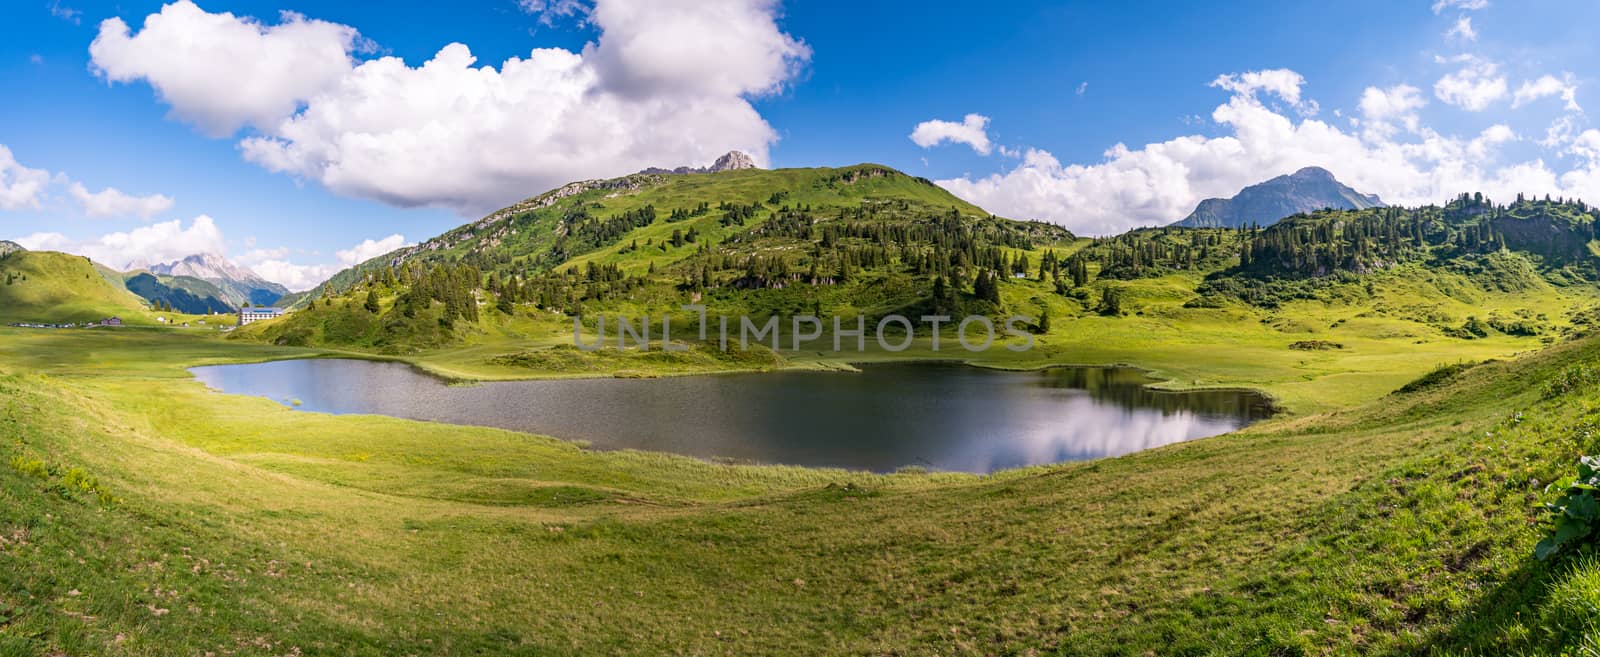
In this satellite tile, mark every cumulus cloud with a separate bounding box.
[67,182,175,219]
[1434,56,1507,111]
[238,234,410,291]
[335,233,408,266]
[15,215,226,269]
[1359,84,1427,138]
[237,260,335,292]
[1211,69,1318,115]
[94,0,810,215]
[0,145,52,210]
[12,212,406,291]
[1570,129,1600,163]
[933,68,1598,236]
[1513,73,1582,112]
[910,114,994,155]
[1446,16,1477,41]
[0,143,178,217]
[584,0,808,99]
[89,0,367,137]
[1432,0,1488,13]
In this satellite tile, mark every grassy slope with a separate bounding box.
[282,164,1009,310]
[0,251,152,324]
[122,271,235,315]
[2,326,1600,655]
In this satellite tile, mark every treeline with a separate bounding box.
[1239,195,1599,278]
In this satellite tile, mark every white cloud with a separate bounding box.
[241,259,338,292]
[910,114,994,155]
[89,0,367,137]
[240,234,410,291]
[1434,56,1507,111]
[1358,84,1427,138]
[1432,0,1487,13]
[1210,69,1318,115]
[0,145,52,210]
[584,0,807,99]
[517,0,588,24]
[15,215,226,270]
[232,246,330,291]
[1467,123,1517,160]
[336,233,408,266]
[99,0,809,215]
[12,213,404,291]
[1446,15,1477,41]
[67,182,175,219]
[47,0,81,24]
[1513,73,1582,112]
[933,68,1600,236]
[1570,129,1600,163]
[1076,81,1088,96]
[234,246,289,264]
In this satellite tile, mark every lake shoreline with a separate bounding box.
[190,357,1274,474]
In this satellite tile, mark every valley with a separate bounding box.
[4,161,1600,655]
[12,3,1600,654]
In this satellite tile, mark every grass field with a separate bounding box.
[3,321,1600,654]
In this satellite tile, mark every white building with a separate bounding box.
[238,307,286,326]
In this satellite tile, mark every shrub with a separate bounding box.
[1394,360,1483,395]
[1536,456,1600,561]
[8,455,48,479]
[1544,364,1600,400]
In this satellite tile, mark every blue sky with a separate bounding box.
[2,0,1598,289]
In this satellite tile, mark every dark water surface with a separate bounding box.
[189,359,1273,473]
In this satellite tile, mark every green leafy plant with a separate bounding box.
[1543,363,1600,399]
[1537,456,1600,561]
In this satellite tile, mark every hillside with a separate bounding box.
[243,173,1600,404]
[1172,166,1384,228]
[123,271,234,315]
[0,250,151,324]
[0,240,23,258]
[247,162,1074,352]
[8,286,1600,654]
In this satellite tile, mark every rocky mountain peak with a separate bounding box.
[638,150,762,175]
[708,151,758,172]
[145,252,289,306]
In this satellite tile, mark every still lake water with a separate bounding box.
[189,359,1273,474]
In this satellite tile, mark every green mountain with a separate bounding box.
[252,161,1073,351]
[0,250,151,324]
[251,156,1600,365]
[123,271,234,315]
[1172,166,1384,228]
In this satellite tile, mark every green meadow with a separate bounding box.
[3,311,1600,655]
[6,167,1600,655]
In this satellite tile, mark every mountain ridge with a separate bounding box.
[1173,166,1384,228]
[637,150,760,175]
[284,161,1018,308]
[147,253,288,307]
